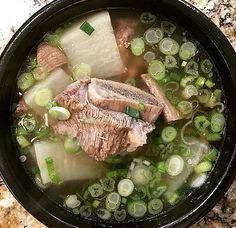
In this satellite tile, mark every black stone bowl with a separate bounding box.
[0,0,235,227]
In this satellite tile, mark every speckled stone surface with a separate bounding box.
[0,0,235,227]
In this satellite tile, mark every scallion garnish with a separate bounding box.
[45,157,62,184]
[80,21,95,36]
[125,106,140,119]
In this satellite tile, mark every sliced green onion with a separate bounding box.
[195,76,206,88]
[127,200,147,218]
[22,116,37,132]
[100,177,115,192]
[165,89,180,105]
[125,106,140,119]
[184,61,199,76]
[31,166,40,175]
[149,172,162,189]
[124,77,136,86]
[65,195,81,209]
[164,55,178,69]
[168,193,179,205]
[140,12,156,24]
[33,66,48,81]
[45,157,62,184]
[182,85,198,99]
[130,38,145,56]
[45,100,58,110]
[150,186,167,198]
[26,55,37,71]
[72,63,92,80]
[206,133,221,141]
[161,126,177,143]
[210,113,225,133]
[144,28,164,45]
[35,174,47,189]
[138,102,145,111]
[204,148,218,162]
[159,38,180,55]
[34,88,53,107]
[201,59,213,74]
[17,72,35,91]
[169,72,182,82]
[16,126,28,136]
[118,179,134,197]
[64,136,81,153]
[88,183,103,198]
[148,60,165,80]
[106,169,128,178]
[131,186,147,200]
[97,209,111,220]
[105,192,121,211]
[179,42,197,60]
[205,79,215,89]
[159,77,171,85]
[148,199,163,215]
[178,143,191,157]
[144,51,156,63]
[79,205,92,218]
[197,89,211,104]
[80,21,95,36]
[114,209,126,222]
[161,21,176,34]
[180,75,197,88]
[177,101,193,115]
[194,161,212,174]
[194,115,210,132]
[16,135,30,148]
[49,106,71,120]
[131,165,152,186]
[156,161,166,173]
[121,197,127,204]
[205,93,217,108]
[35,126,50,139]
[166,155,184,176]
[44,28,64,47]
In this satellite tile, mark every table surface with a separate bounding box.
[0,0,235,227]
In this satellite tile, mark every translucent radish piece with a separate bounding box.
[159,38,179,55]
[144,28,164,45]
[161,21,176,34]
[148,60,165,80]
[130,38,145,56]
[179,42,197,60]
[144,51,156,63]
[72,63,91,80]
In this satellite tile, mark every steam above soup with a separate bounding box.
[13,9,225,222]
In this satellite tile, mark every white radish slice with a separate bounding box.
[34,140,106,185]
[60,11,125,78]
[49,106,71,120]
[23,68,72,115]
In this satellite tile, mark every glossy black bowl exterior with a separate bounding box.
[0,0,235,227]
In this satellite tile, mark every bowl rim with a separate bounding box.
[0,0,236,227]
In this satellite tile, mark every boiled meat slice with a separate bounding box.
[60,11,125,78]
[88,78,163,123]
[52,79,155,161]
[36,43,67,73]
[141,73,182,122]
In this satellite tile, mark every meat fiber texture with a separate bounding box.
[52,79,155,161]
[88,78,163,123]
[34,140,105,185]
[23,68,72,115]
[141,73,182,122]
[60,11,125,78]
